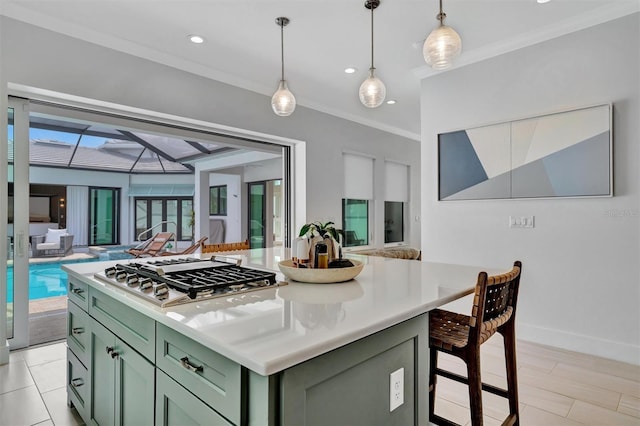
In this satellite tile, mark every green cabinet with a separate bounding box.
[279,314,428,426]
[68,281,429,426]
[155,369,233,426]
[89,287,156,360]
[156,324,242,425]
[67,348,89,421]
[88,314,155,426]
[68,278,89,311]
[68,286,155,426]
[67,299,89,366]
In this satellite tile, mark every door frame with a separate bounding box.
[5,96,30,349]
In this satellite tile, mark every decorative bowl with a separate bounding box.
[277,259,364,284]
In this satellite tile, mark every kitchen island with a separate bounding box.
[63,247,497,426]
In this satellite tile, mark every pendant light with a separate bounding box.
[271,17,296,116]
[359,0,386,108]
[423,0,462,70]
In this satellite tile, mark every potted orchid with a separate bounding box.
[297,221,343,265]
[298,221,342,242]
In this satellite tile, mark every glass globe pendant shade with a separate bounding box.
[359,69,386,108]
[271,80,296,116]
[423,24,462,70]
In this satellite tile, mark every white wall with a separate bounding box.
[208,173,242,243]
[243,157,283,183]
[421,14,640,364]
[0,17,421,249]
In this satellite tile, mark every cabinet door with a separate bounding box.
[114,337,155,426]
[89,320,116,426]
[155,370,232,426]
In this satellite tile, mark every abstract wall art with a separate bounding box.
[438,104,612,201]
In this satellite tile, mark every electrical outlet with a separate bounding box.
[389,368,404,412]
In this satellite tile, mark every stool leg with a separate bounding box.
[429,347,438,421]
[466,347,483,426]
[502,324,520,425]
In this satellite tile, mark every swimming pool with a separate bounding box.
[6,247,134,302]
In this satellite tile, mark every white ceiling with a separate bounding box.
[1,0,638,140]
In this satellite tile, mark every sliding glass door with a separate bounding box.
[89,187,120,246]
[248,179,284,249]
[134,197,193,242]
[248,182,266,249]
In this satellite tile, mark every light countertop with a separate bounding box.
[63,247,500,376]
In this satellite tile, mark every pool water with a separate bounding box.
[6,248,134,302]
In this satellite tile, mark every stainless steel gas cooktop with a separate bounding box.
[94,256,286,307]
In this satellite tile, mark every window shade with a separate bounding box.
[385,161,409,202]
[344,153,373,200]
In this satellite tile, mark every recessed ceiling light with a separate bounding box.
[537,0,550,3]
[344,67,357,74]
[189,35,205,44]
[386,100,397,105]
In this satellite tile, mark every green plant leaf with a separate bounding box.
[299,223,311,237]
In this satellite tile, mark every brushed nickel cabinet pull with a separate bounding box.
[71,378,84,388]
[72,327,84,335]
[180,356,203,373]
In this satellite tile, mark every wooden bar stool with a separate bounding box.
[429,261,522,426]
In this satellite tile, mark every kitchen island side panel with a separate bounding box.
[279,314,428,426]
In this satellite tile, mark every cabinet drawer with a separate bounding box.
[68,278,88,311]
[67,301,90,366]
[89,288,155,361]
[67,348,89,423]
[156,324,242,425]
[156,369,233,426]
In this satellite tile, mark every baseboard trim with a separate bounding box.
[518,322,640,366]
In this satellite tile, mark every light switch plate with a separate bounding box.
[509,215,535,228]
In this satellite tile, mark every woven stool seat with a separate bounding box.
[429,261,522,426]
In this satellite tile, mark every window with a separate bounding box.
[209,185,227,215]
[384,202,403,243]
[384,161,409,244]
[342,199,369,247]
[134,197,193,241]
[343,153,374,247]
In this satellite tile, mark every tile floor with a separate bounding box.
[0,341,83,426]
[0,337,638,425]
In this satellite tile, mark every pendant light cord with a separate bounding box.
[438,0,445,25]
[280,22,285,81]
[370,3,375,70]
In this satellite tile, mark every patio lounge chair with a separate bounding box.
[32,228,74,257]
[160,236,208,256]
[125,232,175,258]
